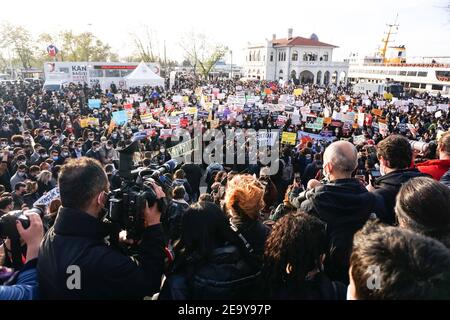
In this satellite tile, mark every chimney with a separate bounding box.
[272,34,276,41]
[288,28,293,39]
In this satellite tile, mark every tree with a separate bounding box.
[0,22,36,69]
[179,32,227,79]
[130,26,158,62]
[37,30,118,62]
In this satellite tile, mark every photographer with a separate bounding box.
[0,211,43,300]
[37,158,166,299]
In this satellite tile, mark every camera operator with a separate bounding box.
[366,135,428,225]
[0,211,43,300]
[416,131,450,181]
[37,158,166,299]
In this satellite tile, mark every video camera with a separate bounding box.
[106,140,178,243]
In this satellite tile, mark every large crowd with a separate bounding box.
[0,75,450,300]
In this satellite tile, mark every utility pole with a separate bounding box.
[230,49,233,79]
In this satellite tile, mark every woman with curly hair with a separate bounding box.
[262,212,346,300]
[224,174,270,259]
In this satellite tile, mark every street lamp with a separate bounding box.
[230,49,233,79]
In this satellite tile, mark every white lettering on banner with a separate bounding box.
[167,136,201,158]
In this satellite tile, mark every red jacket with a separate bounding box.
[416,159,450,181]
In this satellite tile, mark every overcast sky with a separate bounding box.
[1,0,449,64]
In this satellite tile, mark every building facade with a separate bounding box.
[243,28,349,85]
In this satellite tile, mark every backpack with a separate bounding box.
[281,157,293,181]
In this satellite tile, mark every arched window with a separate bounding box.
[292,50,298,61]
[279,69,283,74]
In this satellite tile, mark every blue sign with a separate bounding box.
[88,99,101,109]
[112,110,128,125]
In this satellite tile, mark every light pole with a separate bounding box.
[230,49,233,79]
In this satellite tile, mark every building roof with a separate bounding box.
[273,36,338,48]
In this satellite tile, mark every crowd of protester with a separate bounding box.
[0,75,449,300]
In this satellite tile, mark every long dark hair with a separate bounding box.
[173,202,238,267]
[262,212,327,295]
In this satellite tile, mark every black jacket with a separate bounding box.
[37,207,166,299]
[290,179,385,284]
[161,199,189,242]
[159,245,262,300]
[230,215,270,261]
[440,169,450,188]
[180,163,202,195]
[266,272,346,300]
[373,168,429,225]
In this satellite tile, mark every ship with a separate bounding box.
[346,16,450,97]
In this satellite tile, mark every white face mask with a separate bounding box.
[380,163,386,176]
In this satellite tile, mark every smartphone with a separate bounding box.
[294,173,301,184]
[371,170,381,178]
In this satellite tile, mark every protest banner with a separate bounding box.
[294,88,303,96]
[311,103,323,112]
[281,132,297,145]
[342,112,355,124]
[160,129,173,138]
[357,113,365,127]
[297,131,335,143]
[353,135,366,145]
[371,108,383,117]
[88,99,101,109]
[112,110,128,125]
[140,114,153,123]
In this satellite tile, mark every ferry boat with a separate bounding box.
[346,20,450,96]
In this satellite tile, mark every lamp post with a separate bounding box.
[230,49,233,79]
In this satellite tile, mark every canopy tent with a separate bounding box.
[125,61,165,88]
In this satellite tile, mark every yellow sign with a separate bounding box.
[294,88,303,97]
[80,117,99,128]
[182,96,189,103]
[281,132,297,145]
[186,107,198,115]
[383,92,393,100]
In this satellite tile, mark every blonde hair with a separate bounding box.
[224,174,264,219]
[37,170,52,184]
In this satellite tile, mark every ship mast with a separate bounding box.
[380,14,399,63]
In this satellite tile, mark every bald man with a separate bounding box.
[289,141,385,284]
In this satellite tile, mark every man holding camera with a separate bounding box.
[37,157,166,299]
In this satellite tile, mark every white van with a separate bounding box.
[43,80,68,92]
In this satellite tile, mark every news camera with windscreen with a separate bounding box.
[106,139,178,243]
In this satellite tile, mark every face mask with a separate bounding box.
[42,113,47,116]
[53,141,59,145]
[62,152,69,157]
[41,154,48,158]
[44,136,50,140]
[18,172,26,177]
[380,164,386,176]
[112,133,117,138]
[323,163,331,183]
[88,137,94,141]
[14,142,21,146]
[3,126,9,130]
[160,149,165,153]
[52,156,59,161]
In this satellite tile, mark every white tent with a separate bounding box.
[125,61,165,88]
